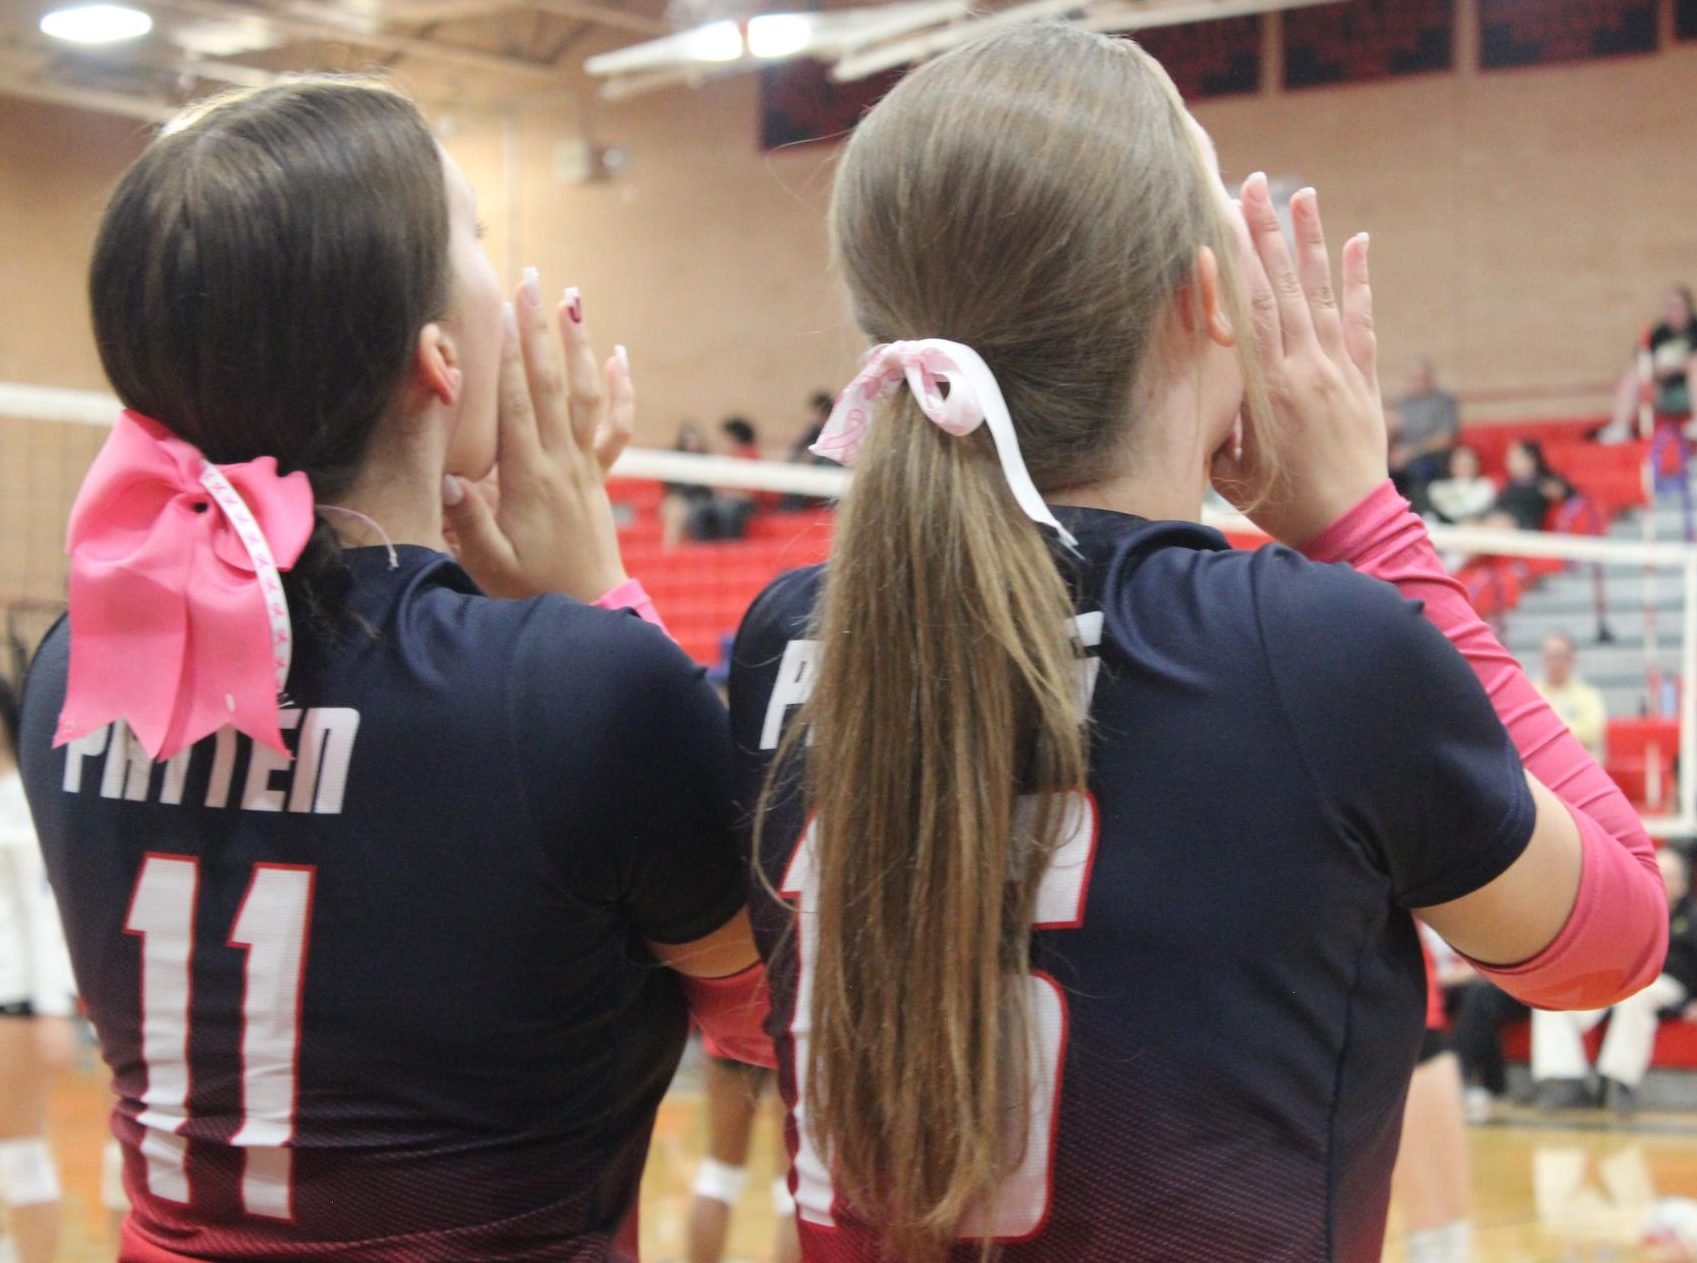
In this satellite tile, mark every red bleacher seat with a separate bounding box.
[610,480,834,666]
[1500,1016,1697,1070]
[1607,717,1680,814]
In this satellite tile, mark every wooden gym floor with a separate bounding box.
[21,1053,1697,1263]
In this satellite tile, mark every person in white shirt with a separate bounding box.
[1425,444,1496,525]
[0,675,76,1263]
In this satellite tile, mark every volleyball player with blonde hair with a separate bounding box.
[730,24,1665,1262]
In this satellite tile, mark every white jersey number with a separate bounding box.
[125,856,316,1220]
[779,791,1099,1241]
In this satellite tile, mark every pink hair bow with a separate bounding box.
[811,339,1076,547]
[55,411,315,763]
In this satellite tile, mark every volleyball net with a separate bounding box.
[4,380,1695,836]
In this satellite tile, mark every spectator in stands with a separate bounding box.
[1602,286,1697,441]
[1390,355,1460,510]
[661,422,714,551]
[780,393,838,512]
[1534,630,1608,759]
[790,392,833,459]
[1449,975,1527,1119]
[1480,439,1573,532]
[678,416,763,543]
[1425,444,1496,525]
[1532,846,1697,1116]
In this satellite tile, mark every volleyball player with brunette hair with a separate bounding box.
[19,77,768,1262]
[730,24,1666,1262]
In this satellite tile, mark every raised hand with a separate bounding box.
[1212,174,1385,547]
[444,274,635,601]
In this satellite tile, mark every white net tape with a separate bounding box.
[6,380,1694,834]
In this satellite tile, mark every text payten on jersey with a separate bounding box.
[60,709,360,816]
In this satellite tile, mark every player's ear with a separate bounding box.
[414,323,462,408]
[1187,247,1235,349]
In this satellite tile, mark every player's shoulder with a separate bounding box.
[734,563,825,665]
[1242,542,1439,665]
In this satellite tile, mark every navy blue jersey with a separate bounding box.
[21,546,743,1262]
[729,507,1535,1263]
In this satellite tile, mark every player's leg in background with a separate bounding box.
[103,1136,129,1250]
[1450,980,1525,1115]
[1392,1044,1472,1263]
[687,1057,767,1263]
[1532,1007,1606,1109]
[0,1012,64,1263]
[1596,974,1687,1117]
[770,1170,799,1263]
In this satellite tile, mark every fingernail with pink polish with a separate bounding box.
[521,267,541,308]
[441,475,464,507]
[501,301,517,341]
[614,344,629,371]
[565,287,583,324]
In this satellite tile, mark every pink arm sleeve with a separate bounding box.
[1300,480,1666,1009]
[592,577,669,636]
[680,961,778,1069]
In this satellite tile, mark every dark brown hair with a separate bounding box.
[88,76,451,623]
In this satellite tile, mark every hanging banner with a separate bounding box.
[1478,0,1658,69]
[759,61,901,151]
[1283,0,1454,89]
[1132,16,1262,100]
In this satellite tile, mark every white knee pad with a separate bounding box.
[0,1137,60,1207]
[692,1157,749,1206]
[772,1176,796,1218]
[102,1139,130,1213]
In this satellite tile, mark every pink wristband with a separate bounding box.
[592,577,669,637]
[681,961,777,1069]
[1302,481,1666,1008]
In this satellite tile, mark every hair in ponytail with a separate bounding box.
[773,23,1268,1259]
[88,75,451,633]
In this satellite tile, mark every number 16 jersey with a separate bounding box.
[728,508,1535,1263]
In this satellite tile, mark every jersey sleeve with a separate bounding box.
[1251,547,1536,909]
[512,603,747,946]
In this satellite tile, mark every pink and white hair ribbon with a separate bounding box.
[56,411,315,763]
[811,339,1077,548]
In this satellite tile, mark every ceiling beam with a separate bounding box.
[379,0,663,37]
[0,70,172,120]
[526,1,664,37]
[148,0,571,82]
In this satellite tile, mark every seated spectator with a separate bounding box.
[790,392,833,459]
[1426,444,1495,524]
[683,416,763,542]
[1602,286,1697,441]
[781,392,838,512]
[661,422,715,551]
[1448,974,1527,1119]
[1479,439,1572,532]
[1532,847,1697,1115]
[1390,356,1460,510]
[1533,630,1607,759]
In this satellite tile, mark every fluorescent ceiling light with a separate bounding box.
[748,13,813,58]
[40,2,153,43]
[684,19,744,61]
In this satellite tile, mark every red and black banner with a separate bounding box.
[759,60,901,151]
[1478,0,1658,69]
[1133,15,1262,100]
[1677,0,1697,41]
[1283,0,1453,89]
